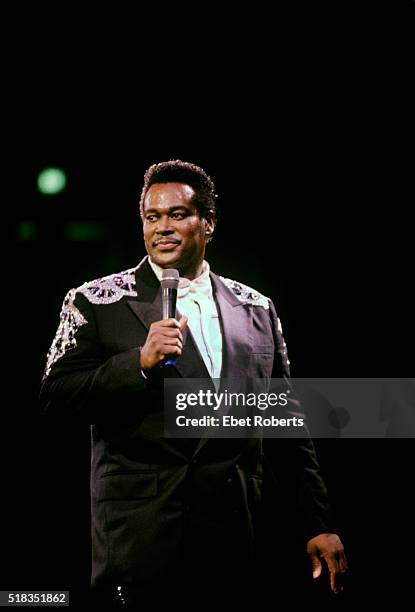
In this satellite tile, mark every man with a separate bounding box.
[40,160,347,606]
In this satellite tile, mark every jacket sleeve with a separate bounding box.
[263,299,336,542]
[39,289,150,424]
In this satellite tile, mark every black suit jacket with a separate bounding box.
[39,257,333,602]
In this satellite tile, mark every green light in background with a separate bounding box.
[64,222,106,241]
[37,167,67,195]
[17,221,37,240]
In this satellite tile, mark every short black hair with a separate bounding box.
[139,160,217,222]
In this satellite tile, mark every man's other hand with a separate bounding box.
[307,533,348,594]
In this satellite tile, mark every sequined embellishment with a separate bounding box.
[77,268,137,304]
[220,277,270,309]
[43,267,138,378]
[43,288,87,379]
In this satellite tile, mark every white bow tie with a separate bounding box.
[178,274,212,300]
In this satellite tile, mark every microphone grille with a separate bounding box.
[161,268,179,289]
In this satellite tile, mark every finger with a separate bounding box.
[325,556,346,594]
[179,315,188,331]
[330,569,346,595]
[338,552,348,573]
[334,554,348,593]
[310,555,322,579]
[156,338,182,349]
[153,329,183,340]
[160,345,182,356]
[156,318,181,329]
[330,571,338,594]
[319,554,337,591]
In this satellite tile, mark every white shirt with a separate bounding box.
[148,258,223,380]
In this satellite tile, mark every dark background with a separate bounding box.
[3,2,414,608]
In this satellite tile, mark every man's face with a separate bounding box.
[142,182,214,274]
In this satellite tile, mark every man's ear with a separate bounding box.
[205,219,215,242]
[204,217,215,240]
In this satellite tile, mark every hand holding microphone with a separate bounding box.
[139,269,188,371]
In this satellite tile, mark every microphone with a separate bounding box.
[161,269,180,366]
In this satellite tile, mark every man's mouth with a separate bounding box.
[153,239,181,250]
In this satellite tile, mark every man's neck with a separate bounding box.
[177,261,205,280]
[148,257,208,281]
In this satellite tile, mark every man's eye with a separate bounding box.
[171,212,184,219]
[146,216,157,222]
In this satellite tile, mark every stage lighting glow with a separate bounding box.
[37,168,67,194]
[17,221,36,240]
[64,222,106,241]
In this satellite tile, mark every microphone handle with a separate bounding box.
[162,287,178,366]
[162,287,177,319]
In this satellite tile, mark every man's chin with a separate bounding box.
[150,251,181,268]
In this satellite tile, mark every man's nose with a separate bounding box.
[156,216,173,234]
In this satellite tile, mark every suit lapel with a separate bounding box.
[174,318,212,380]
[126,256,162,329]
[210,272,253,380]
[190,273,254,460]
